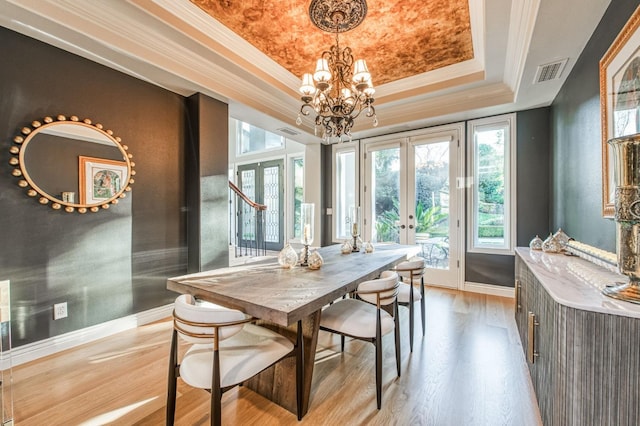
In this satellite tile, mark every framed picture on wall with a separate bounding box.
[600,5,640,218]
[79,156,128,204]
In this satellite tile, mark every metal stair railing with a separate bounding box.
[228,181,267,258]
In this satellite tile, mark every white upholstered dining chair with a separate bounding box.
[394,256,426,352]
[166,294,302,425]
[319,271,401,409]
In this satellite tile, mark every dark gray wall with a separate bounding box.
[321,144,333,246]
[186,93,229,272]
[550,0,639,253]
[0,27,227,347]
[465,108,551,287]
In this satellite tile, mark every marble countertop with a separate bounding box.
[515,247,640,319]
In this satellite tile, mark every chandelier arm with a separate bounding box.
[349,105,376,120]
[365,103,376,118]
[300,104,315,116]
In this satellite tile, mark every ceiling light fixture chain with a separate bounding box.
[296,0,377,143]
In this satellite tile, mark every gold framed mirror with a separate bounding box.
[600,6,640,218]
[8,115,135,213]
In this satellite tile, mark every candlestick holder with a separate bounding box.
[300,244,310,266]
[349,206,361,252]
[604,134,640,304]
[300,203,314,267]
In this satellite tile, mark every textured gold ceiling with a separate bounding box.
[190,0,474,86]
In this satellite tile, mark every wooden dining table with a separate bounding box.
[166,243,419,417]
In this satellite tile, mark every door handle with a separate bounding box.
[408,224,414,229]
[409,215,414,219]
[400,224,406,229]
[527,311,539,363]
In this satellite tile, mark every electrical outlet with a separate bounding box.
[53,302,68,320]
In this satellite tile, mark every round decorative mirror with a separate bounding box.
[8,115,135,213]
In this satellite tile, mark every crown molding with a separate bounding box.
[351,83,514,134]
[503,0,542,94]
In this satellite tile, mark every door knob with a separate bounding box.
[409,215,414,219]
[409,224,414,229]
[400,224,406,229]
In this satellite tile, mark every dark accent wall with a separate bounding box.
[0,27,227,347]
[186,93,229,272]
[321,144,333,246]
[550,0,639,252]
[465,108,551,287]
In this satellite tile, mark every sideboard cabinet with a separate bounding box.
[514,248,639,426]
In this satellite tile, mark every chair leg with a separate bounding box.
[166,329,178,426]
[296,320,304,421]
[394,301,401,377]
[375,309,382,409]
[341,335,345,352]
[211,351,222,426]
[409,281,415,352]
[420,277,426,336]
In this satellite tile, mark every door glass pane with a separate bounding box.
[240,169,256,241]
[263,166,280,243]
[292,158,304,239]
[335,150,356,240]
[371,148,400,243]
[414,142,450,269]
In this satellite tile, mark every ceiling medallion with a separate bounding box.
[308,0,367,33]
[297,0,377,143]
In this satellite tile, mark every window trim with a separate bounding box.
[466,113,517,255]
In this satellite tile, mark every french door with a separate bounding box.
[237,160,284,251]
[362,125,464,288]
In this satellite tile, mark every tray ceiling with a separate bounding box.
[189,0,474,86]
[0,0,613,142]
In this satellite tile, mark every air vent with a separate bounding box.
[276,127,300,136]
[533,59,568,83]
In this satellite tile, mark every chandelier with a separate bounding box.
[296,0,378,143]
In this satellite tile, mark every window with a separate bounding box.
[332,142,359,241]
[237,121,284,155]
[467,114,516,254]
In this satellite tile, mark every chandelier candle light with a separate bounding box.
[296,0,377,143]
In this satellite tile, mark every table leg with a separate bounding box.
[244,310,320,418]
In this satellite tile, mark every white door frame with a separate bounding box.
[360,122,466,289]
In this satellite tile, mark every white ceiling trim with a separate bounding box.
[351,83,514,134]
[503,0,542,94]
[469,0,486,68]
[131,0,301,90]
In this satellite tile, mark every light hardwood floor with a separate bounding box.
[11,288,542,425]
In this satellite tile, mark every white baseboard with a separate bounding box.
[1,303,174,370]
[463,281,515,298]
